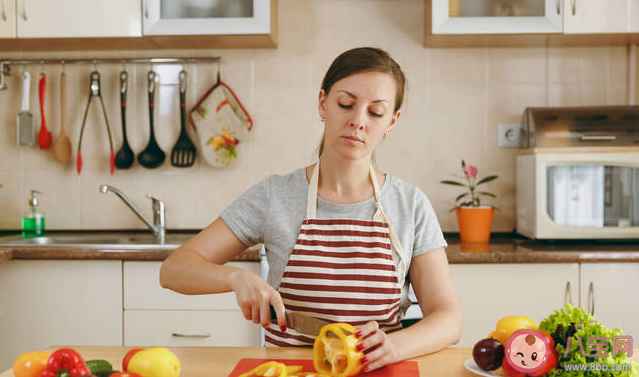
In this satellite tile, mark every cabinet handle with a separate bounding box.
[171,332,211,338]
[588,282,595,316]
[556,0,561,15]
[564,281,572,305]
[144,0,148,18]
[1,0,6,22]
[21,0,26,21]
[571,0,576,16]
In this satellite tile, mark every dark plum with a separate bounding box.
[473,338,504,371]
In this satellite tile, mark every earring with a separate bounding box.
[383,130,393,138]
[320,115,326,122]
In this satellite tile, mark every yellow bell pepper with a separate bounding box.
[488,315,537,345]
[238,361,288,377]
[313,323,363,377]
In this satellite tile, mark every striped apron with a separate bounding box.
[265,162,407,346]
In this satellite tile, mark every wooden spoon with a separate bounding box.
[53,71,72,163]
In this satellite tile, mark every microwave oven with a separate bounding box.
[516,149,639,240]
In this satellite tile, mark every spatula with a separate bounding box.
[170,70,196,167]
[52,72,72,163]
[37,73,52,150]
[16,71,35,146]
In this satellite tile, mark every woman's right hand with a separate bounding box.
[230,268,287,332]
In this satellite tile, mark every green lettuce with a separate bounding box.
[538,304,638,377]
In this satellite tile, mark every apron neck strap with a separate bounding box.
[306,161,381,219]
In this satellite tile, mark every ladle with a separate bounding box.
[115,70,134,169]
[137,70,165,169]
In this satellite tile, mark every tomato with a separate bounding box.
[122,348,144,371]
[13,351,50,377]
[501,355,526,377]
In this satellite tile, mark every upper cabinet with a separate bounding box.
[16,0,141,38]
[630,0,639,32]
[563,0,630,33]
[0,0,16,38]
[431,0,563,34]
[143,0,270,36]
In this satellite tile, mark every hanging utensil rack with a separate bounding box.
[0,57,221,90]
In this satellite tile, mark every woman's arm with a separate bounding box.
[159,217,287,329]
[356,247,462,371]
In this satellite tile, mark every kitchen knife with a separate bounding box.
[270,306,331,336]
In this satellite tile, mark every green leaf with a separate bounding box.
[461,160,466,168]
[455,193,469,202]
[475,175,498,186]
[478,191,496,198]
[440,180,466,187]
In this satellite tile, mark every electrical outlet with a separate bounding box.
[498,123,523,148]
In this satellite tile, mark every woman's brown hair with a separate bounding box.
[317,47,406,157]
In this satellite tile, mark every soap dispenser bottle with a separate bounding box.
[22,190,45,238]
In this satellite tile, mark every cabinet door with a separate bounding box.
[143,0,271,35]
[580,263,639,340]
[450,263,579,347]
[563,0,628,33]
[0,0,15,38]
[630,0,639,32]
[16,0,141,38]
[0,260,122,372]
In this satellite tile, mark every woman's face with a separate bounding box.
[319,71,400,161]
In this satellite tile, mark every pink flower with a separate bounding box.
[463,165,478,179]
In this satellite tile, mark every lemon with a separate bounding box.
[488,315,537,345]
[127,347,180,377]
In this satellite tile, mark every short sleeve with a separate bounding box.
[220,177,272,247]
[412,189,448,257]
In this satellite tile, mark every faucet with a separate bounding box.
[99,184,166,244]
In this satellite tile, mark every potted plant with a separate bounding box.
[440,160,498,243]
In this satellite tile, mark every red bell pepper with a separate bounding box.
[38,348,91,377]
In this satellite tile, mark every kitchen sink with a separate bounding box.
[0,232,196,249]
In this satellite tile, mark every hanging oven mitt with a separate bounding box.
[190,81,253,168]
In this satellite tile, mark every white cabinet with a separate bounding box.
[0,260,122,372]
[563,0,629,33]
[631,0,639,32]
[450,263,579,347]
[0,0,16,38]
[123,261,261,347]
[580,263,639,340]
[143,0,271,36]
[16,0,141,38]
[430,0,563,34]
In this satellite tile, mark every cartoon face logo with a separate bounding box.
[505,329,550,373]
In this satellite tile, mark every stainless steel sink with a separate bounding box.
[0,232,196,250]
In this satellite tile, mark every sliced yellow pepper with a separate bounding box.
[238,361,288,377]
[313,323,363,377]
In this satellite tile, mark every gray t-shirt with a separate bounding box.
[220,167,448,317]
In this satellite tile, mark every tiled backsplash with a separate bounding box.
[0,0,634,233]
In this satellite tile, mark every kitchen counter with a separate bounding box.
[1,234,639,263]
[0,346,637,377]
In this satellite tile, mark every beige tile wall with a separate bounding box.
[0,0,632,233]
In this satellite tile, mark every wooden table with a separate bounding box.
[1,346,637,377]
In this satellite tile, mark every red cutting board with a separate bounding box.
[227,358,419,377]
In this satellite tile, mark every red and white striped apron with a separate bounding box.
[265,162,407,346]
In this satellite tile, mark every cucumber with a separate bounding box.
[86,360,113,376]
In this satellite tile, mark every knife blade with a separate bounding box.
[270,306,331,336]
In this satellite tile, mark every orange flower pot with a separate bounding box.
[456,207,495,243]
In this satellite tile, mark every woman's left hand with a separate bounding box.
[355,321,402,372]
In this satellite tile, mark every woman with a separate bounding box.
[160,47,462,371]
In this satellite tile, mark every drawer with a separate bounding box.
[124,261,259,310]
[124,310,260,347]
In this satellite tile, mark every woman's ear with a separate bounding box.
[318,89,327,118]
[390,109,401,127]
